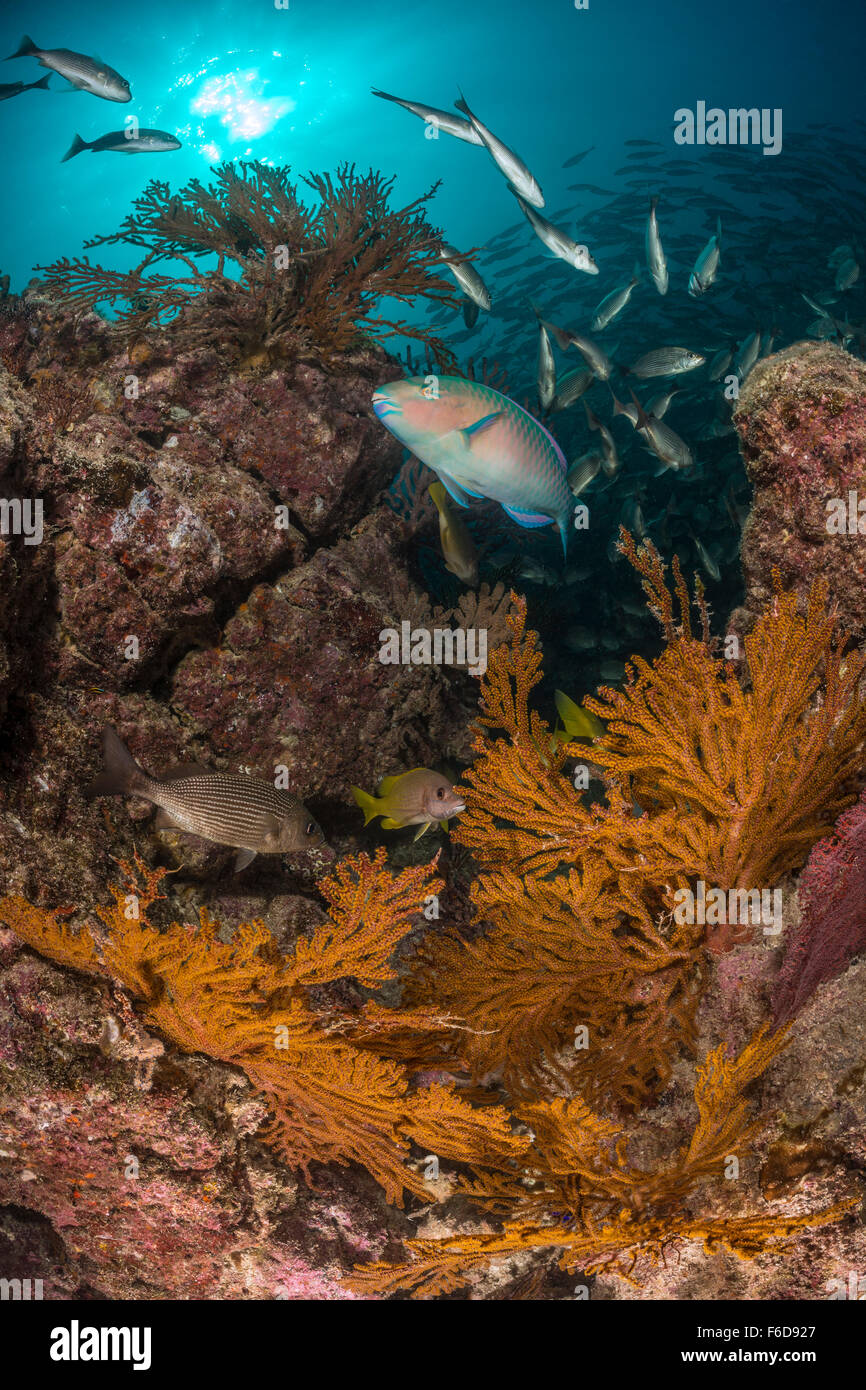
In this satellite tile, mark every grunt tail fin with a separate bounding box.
[6,34,38,60]
[85,726,151,800]
[61,133,89,162]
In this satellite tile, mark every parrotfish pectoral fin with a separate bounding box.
[460,411,503,446]
[502,504,554,529]
[233,848,256,873]
[435,472,475,508]
[350,785,380,826]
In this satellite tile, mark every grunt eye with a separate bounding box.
[306,821,316,835]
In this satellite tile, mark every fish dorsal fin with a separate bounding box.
[160,762,213,781]
[376,773,404,796]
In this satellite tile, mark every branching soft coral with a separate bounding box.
[36,161,461,367]
[0,852,525,1206]
[346,1026,855,1297]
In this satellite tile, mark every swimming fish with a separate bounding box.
[454,90,544,207]
[566,449,602,496]
[428,481,479,584]
[7,34,131,102]
[628,347,705,378]
[62,128,181,161]
[553,690,605,742]
[0,73,51,101]
[372,375,575,555]
[514,195,598,274]
[371,87,483,143]
[550,365,594,412]
[645,195,668,295]
[688,218,722,297]
[86,726,325,872]
[439,244,492,310]
[530,304,612,379]
[351,769,466,840]
[584,402,620,478]
[591,272,639,331]
[537,322,557,410]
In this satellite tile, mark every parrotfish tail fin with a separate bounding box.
[61,133,88,163]
[6,34,38,60]
[350,785,380,826]
[558,513,570,559]
[29,73,51,91]
[85,725,150,801]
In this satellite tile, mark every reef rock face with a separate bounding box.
[733,341,866,636]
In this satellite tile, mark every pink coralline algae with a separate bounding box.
[773,787,866,1025]
[733,341,866,638]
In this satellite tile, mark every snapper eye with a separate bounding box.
[436,787,446,799]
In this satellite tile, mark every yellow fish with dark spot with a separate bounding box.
[351,769,465,840]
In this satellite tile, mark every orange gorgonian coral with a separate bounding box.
[0,851,526,1206]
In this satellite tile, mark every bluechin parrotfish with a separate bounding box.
[372,375,574,556]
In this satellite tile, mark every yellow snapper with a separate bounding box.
[351,769,466,840]
[372,376,574,556]
[428,481,479,585]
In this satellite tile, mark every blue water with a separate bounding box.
[1,0,864,293]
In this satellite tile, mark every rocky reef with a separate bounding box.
[2,197,866,1312]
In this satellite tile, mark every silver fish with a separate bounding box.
[645,195,668,296]
[835,257,860,291]
[550,365,594,412]
[734,330,760,380]
[62,128,181,162]
[707,347,733,381]
[591,273,638,331]
[646,387,679,419]
[566,449,602,496]
[537,323,556,410]
[615,390,693,472]
[584,402,620,477]
[439,244,492,310]
[515,194,598,274]
[688,218,722,297]
[693,534,721,582]
[455,90,544,207]
[86,726,325,872]
[7,34,130,102]
[0,73,50,101]
[371,88,483,143]
[628,347,705,378]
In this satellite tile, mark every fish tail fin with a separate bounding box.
[6,34,38,60]
[454,88,470,117]
[350,785,380,826]
[85,726,150,800]
[583,400,599,430]
[61,133,88,162]
[558,513,570,559]
[371,88,396,102]
[649,193,659,212]
[630,389,652,430]
[30,73,51,90]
